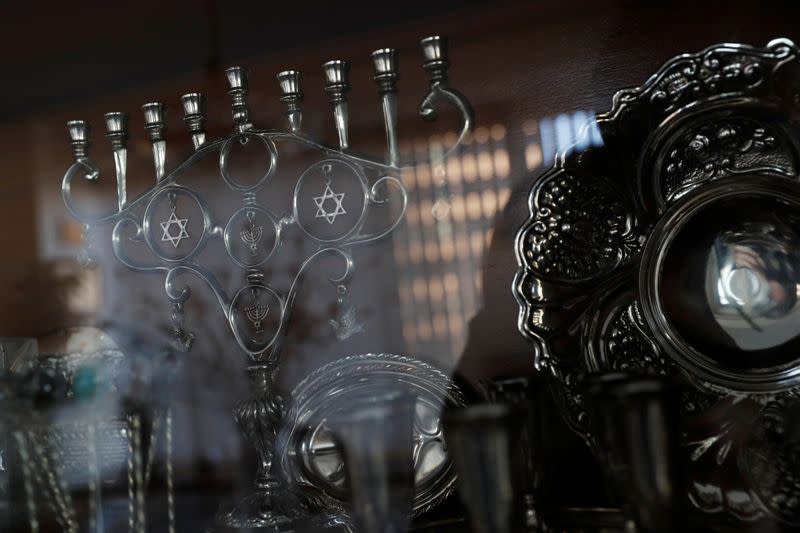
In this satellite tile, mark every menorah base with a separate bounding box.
[215,482,308,531]
[216,475,348,532]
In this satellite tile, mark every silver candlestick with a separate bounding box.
[60,35,473,529]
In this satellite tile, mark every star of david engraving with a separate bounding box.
[313,183,346,224]
[160,210,190,248]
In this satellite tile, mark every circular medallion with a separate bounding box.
[142,185,208,262]
[293,159,368,243]
[224,206,280,268]
[219,133,278,192]
[229,283,283,355]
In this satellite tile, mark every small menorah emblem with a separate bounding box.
[240,211,263,255]
[245,301,269,332]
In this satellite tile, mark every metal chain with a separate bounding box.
[25,440,62,530]
[28,430,77,533]
[13,432,38,533]
[126,416,135,533]
[144,413,161,486]
[87,422,104,532]
[87,423,97,532]
[132,415,146,533]
[167,407,175,533]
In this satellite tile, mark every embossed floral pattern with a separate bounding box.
[662,118,793,202]
[524,173,642,281]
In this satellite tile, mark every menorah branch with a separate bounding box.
[142,103,167,181]
[372,48,400,167]
[104,112,129,211]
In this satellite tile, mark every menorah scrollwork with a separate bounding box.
[61,35,474,528]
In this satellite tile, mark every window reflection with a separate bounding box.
[537,111,604,164]
[394,112,601,358]
[523,111,604,171]
[394,126,512,357]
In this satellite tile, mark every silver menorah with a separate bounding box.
[61,35,473,529]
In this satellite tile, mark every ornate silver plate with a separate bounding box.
[279,353,466,518]
[514,38,800,524]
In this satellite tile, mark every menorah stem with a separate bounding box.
[372,48,400,167]
[113,148,128,211]
[142,102,167,181]
[191,132,206,151]
[286,105,302,134]
[221,362,301,528]
[323,60,351,151]
[151,141,166,181]
[105,112,129,211]
[381,93,399,167]
[236,364,282,486]
[332,101,350,150]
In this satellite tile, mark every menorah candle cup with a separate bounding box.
[277,70,303,133]
[420,35,449,84]
[371,48,399,89]
[581,373,686,533]
[104,112,129,147]
[66,120,100,182]
[328,388,416,533]
[225,66,252,131]
[142,102,166,134]
[322,59,350,90]
[180,92,207,150]
[371,48,400,167]
[67,120,90,158]
[323,59,351,149]
[142,102,167,181]
[444,403,525,533]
